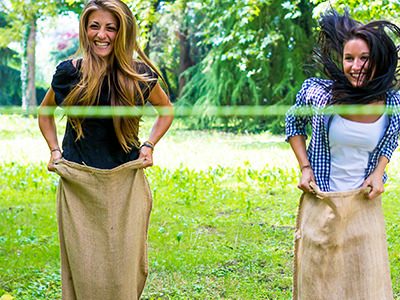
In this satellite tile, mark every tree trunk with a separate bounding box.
[21,18,36,109]
[177,29,194,95]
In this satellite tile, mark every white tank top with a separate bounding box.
[329,114,388,191]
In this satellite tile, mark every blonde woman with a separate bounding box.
[39,0,173,299]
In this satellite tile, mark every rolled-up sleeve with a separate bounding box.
[380,137,398,161]
[285,79,313,141]
[380,102,400,161]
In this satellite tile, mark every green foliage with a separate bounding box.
[176,0,315,133]
[0,1,59,45]
[0,56,21,106]
[145,1,183,99]
[0,162,298,299]
[2,161,400,298]
[311,0,400,21]
[126,0,162,46]
[0,163,60,299]
[1,0,400,123]
[1,116,400,298]
[0,0,84,108]
[0,13,21,106]
[144,0,400,134]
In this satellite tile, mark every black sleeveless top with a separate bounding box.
[51,59,158,169]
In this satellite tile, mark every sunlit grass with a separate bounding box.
[1,115,400,299]
[0,114,296,170]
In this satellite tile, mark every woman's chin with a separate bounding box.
[350,79,367,88]
[92,47,113,58]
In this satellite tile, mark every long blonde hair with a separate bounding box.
[64,0,162,152]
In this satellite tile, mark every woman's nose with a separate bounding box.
[352,59,363,71]
[97,29,106,39]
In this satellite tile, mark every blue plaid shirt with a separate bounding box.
[285,77,400,192]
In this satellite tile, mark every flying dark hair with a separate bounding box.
[313,9,400,104]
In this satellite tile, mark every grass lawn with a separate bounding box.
[1,115,400,299]
[0,115,295,170]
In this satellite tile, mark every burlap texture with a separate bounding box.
[293,184,393,300]
[54,159,152,300]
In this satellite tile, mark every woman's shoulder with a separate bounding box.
[386,89,400,105]
[51,59,82,105]
[55,59,76,71]
[298,78,333,103]
[133,60,158,79]
[53,58,82,78]
[301,77,333,91]
[132,60,159,101]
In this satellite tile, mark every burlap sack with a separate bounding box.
[293,183,393,300]
[54,158,152,300]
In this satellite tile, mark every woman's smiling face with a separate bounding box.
[342,38,372,87]
[87,9,118,59]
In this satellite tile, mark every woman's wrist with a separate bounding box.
[50,147,61,154]
[371,168,385,178]
[300,164,311,172]
[140,141,154,151]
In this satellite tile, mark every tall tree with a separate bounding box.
[175,0,316,132]
[126,0,163,49]
[127,0,182,98]
[164,0,400,132]
[0,0,83,108]
[145,0,205,99]
[0,14,21,106]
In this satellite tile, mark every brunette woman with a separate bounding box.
[286,10,400,300]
